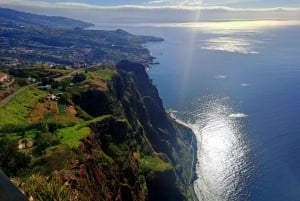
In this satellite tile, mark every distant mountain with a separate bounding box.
[0,7,94,29]
[0,8,163,66]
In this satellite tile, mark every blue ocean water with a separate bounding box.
[97,21,300,200]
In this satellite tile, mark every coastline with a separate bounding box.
[168,111,200,201]
[138,33,199,201]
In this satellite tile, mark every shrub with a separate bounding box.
[0,137,31,176]
[72,73,86,83]
[33,133,60,156]
[23,173,78,201]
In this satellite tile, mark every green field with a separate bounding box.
[0,87,47,129]
[57,125,90,148]
[139,156,172,173]
[86,69,116,81]
[57,115,111,148]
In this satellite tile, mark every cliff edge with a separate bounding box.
[0,61,195,201]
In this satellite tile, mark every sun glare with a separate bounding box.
[192,97,251,201]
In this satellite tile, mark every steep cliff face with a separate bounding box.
[69,116,147,201]
[67,60,195,201]
[17,61,195,201]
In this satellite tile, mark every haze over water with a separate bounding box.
[96,20,300,200]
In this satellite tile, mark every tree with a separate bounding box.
[0,137,31,176]
[72,73,86,83]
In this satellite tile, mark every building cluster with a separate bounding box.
[46,93,62,102]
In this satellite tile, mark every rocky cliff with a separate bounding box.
[13,61,196,201]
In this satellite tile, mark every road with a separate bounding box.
[53,68,83,82]
[0,82,40,107]
[0,68,84,107]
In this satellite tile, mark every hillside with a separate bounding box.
[0,8,195,201]
[0,8,163,67]
[0,7,93,29]
[0,61,196,201]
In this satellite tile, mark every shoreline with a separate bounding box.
[168,111,200,201]
[145,38,199,201]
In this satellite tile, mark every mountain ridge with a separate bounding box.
[0,7,94,29]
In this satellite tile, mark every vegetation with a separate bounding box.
[72,73,86,83]
[0,137,31,176]
[0,9,193,200]
[0,9,162,66]
[0,62,195,201]
[22,173,78,201]
[57,125,90,148]
[139,156,172,173]
[0,7,93,29]
[0,87,47,129]
[33,132,60,156]
[86,69,116,81]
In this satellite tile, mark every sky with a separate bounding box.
[0,0,299,24]
[13,0,300,7]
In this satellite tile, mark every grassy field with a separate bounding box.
[86,69,116,82]
[57,115,111,148]
[57,125,91,148]
[0,87,47,129]
[40,67,71,75]
[139,156,172,173]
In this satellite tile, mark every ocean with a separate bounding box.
[95,20,300,200]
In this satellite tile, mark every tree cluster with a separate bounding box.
[0,137,31,176]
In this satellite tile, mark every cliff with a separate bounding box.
[3,61,195,201]
[0,8,194,200]
[70,60,196,200]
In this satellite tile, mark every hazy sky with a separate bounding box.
[13,0,300,7]
[0,0,299,24]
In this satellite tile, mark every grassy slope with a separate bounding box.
[0,87,47,128]
[0,67,193,200]
[139,156,172,172]
[57,115,111,148]
[86,69,116,81]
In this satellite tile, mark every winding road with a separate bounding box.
[0,68,84,107]
[0,82,39,107]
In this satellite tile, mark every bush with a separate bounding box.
[72,73,86,83]
[0,137,31,176]
[16,78,30,86]
[23,173,78,201]
[33,133,60,156]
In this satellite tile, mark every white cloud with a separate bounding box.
[147,0,164,4]
[0,0,299,24]
[146,0,202,6]
[201,0,256,6]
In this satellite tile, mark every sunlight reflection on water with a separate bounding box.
[182,96,252,201]
[200,37,261,54]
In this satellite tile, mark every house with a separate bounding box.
[0,72,8,83]
[47,93,60,101]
